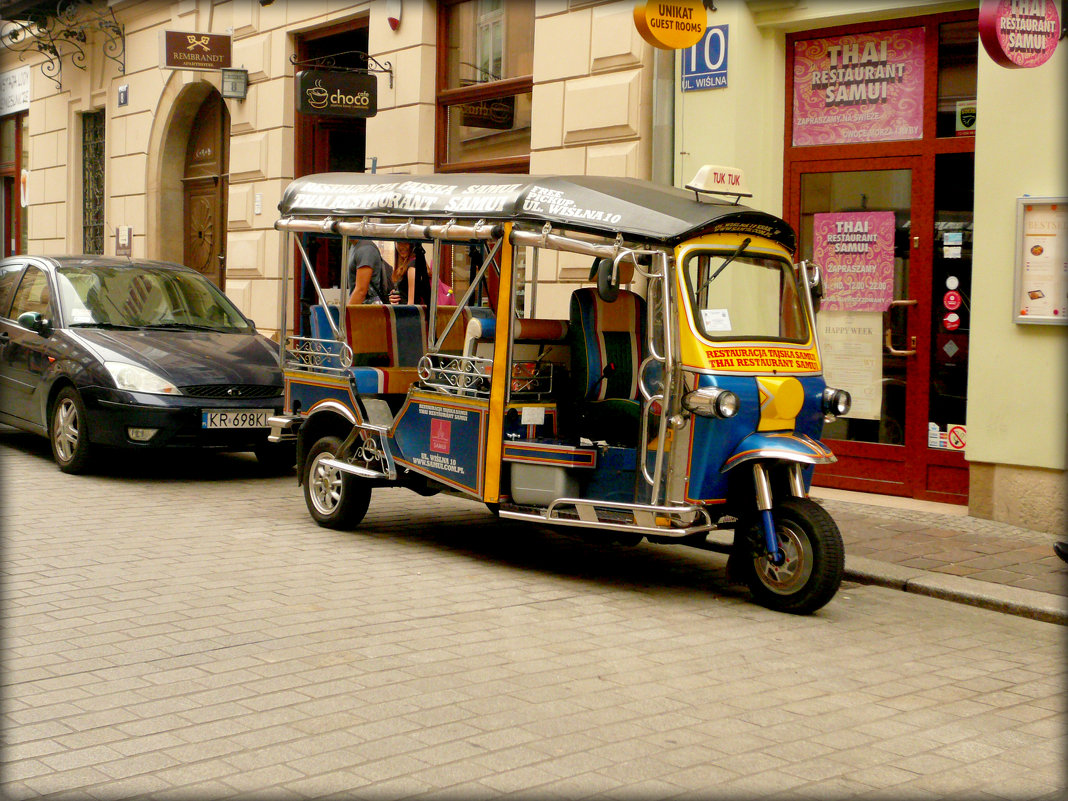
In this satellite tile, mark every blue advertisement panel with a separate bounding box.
[391,395,486,496]
[682,25,728,92]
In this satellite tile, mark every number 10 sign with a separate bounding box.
[682,25,728,92]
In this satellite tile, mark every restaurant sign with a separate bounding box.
[792,28,925,146]
[161,31,231,71]
[296,70,377,118]
[979,0,1061,69]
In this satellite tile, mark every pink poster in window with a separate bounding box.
[792,28,925,146]
[813,211,896,312]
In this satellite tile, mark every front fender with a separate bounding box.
[721,432,836,473]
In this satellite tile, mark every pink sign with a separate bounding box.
[979,0,1060,69]
[792,28,924,147]
[813,211,896,312]
[430,418,451,454]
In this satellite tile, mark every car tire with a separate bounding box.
[50,387,93,474]
[302,434,371,529]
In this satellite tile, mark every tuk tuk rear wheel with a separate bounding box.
[739,497,843,615]
[303,435,371,529]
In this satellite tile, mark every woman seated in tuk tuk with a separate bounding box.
[389,241,431,306]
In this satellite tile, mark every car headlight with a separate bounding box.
[104,362,181,395]
[822,387,851,419]
[682,387,739,419]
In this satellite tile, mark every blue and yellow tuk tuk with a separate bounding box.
[269,168,851,613]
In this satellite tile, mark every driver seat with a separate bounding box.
[566,287,647,446]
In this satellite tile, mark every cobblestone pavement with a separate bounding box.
[1,431,1065,800]
[816,494,1066,599]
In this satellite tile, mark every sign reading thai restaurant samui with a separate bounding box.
[979,0,1061,68]
[792,28,925,146]
[633,0,707,50]
[812,211,896,312]
[161,31,231,70]
[296,70,377,118]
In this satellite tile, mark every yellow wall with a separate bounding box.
[967,47,1067,470]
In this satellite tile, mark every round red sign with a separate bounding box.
[979,0,1061,69]
[943,312,961,331]
[944,290,963,311]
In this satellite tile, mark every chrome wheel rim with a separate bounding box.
[754,521,813,595]
[53,398,79,463]
[309,450,343,516]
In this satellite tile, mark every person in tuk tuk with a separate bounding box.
[389,241,431,306]
[346,239,393,305]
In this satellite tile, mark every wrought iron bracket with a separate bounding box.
[0,0,124,90]
[290,50,393,89]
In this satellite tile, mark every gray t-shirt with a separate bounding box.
[347,241,393,304]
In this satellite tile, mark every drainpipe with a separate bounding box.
[651,47,675,187]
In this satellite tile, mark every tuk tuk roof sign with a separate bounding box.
[278,173,796,250]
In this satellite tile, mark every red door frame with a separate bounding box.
[783,10,976,504]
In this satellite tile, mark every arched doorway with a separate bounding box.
[182,90,229,288]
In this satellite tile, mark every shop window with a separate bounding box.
[82,110,105,255]
[937,20,978,138]
[437,0,534,172]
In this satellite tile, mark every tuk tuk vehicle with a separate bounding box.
[268,168,851,614]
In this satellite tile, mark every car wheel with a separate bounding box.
[302,435,371,529]
[50,387,93,474]
[254,440,296,474]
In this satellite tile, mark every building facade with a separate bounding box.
[1,0,1064,532]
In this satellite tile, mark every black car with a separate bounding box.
[0,255,290,473]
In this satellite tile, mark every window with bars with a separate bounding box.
[82,110,105,255]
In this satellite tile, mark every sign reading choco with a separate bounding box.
[297,70,377,118]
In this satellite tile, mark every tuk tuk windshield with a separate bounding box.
[684,250,808,343]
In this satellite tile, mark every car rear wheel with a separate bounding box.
[50,387,93,474]
[303,434,371,529]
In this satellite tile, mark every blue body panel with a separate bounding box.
[684,373,826,504]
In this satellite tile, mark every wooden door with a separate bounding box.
[183,92,228,288]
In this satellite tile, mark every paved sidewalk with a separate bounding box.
[811,488,1067,625]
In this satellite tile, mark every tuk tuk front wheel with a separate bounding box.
[303,435,371,529]
[738,497,843,615]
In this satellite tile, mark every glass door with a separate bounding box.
[793,158,931,498]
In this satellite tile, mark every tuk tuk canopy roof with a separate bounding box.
[278,172,796,252]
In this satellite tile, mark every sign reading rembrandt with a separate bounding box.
[162,31,231,71]
[296,70,377,118]
[792,28,924,146]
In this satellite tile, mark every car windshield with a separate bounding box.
[55,264,253,332]
[684,249,808,343]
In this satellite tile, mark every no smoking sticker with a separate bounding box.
[947,425,966,450]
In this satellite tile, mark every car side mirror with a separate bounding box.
[17,311,52,337]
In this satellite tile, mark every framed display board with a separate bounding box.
[1013,197,1066,325]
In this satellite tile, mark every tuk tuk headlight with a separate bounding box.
[682,387,739,419]
[822,387,851,420]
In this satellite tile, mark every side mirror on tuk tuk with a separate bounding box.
[590,257,619,302]
[797,260,823,313]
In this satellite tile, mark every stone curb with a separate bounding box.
[844,555,1068,626]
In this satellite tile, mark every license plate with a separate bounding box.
[201,409,271,429]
